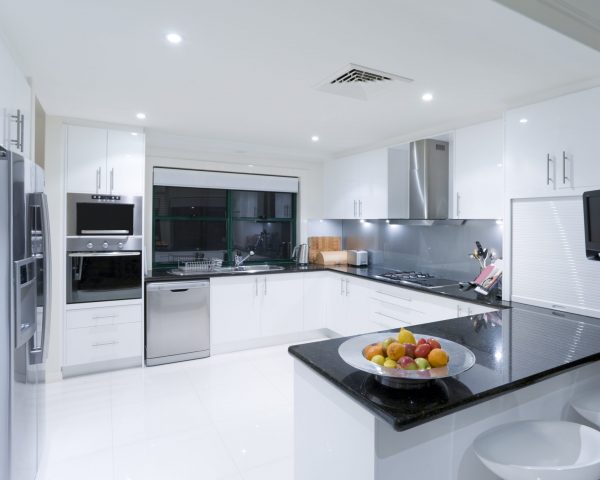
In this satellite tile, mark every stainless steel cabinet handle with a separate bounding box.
[98,166,102,191]
[359,200,363,217]
[10,109,22,151]
[456,192,461,218]
[110,168,114,193]
[92,341,118,347]
[95,168,100,193]
[264,277,267,295]
[255,278,258,296]
[375,290,412,302]
[353,200,357,217]
[345,279,349,296]
[340,278,344,295]
[562,151,569,184]
[19,112,24,152]
[546,154,553,185]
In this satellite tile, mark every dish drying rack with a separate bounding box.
[174,258,223,273]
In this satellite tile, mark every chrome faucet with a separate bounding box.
[234,250,255,267]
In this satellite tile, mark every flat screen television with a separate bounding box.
[583,190,600,260]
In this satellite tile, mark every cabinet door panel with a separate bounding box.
[454,119,504,219]
[505,102,560,197]
[325,276,348,334]
[210,276,260,345]
[261,274,303,336]
[345,279,374,335]
[107,130,145,195]
[323,157,356,219]
[13,71,31,159]
[559,89,600,190]
[0,40,14,150]
[303,273,327,331]
[66,125,107,194]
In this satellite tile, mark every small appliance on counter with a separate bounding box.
[291,243,309,265]
[347,250,369,267]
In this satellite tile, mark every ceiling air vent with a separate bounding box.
[316,63,413,101]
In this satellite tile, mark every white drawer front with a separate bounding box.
[64,322,142,366]
[66,304,142,329]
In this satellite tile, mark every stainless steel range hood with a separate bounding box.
[388,139,450,220]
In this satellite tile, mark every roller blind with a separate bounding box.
[153,167,299,193]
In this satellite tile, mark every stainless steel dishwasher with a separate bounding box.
[145,280,210,366]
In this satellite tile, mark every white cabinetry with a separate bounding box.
[302,272,328,331]
[210,273,303,349]
[505,86,600,198]
[323,149,398,219]
[63,302,143,375]
[0,39,32,158]
[325,276,376,336]
[453,119,504,219]
[66,125,145,195]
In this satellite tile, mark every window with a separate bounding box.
[152,186,296,268]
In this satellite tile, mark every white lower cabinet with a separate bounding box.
[326,275,377,336]
[302,272,328,331]
[63,302,143,373]
[210,273,303,349]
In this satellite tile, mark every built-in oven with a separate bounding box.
[67,193,142,237]
[66,237,143,304]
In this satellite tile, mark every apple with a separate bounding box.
[414,343,432,358]
[398,356,418,370]
[415,358,431,370]
[403,343,416,358]
[417,338,427,346]
[427,338,441,349]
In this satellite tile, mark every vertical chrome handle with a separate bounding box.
[457,305,461,317]
[562,151,569,184]
[263,277,267,295]
[546,154,553,185]
[359,200,363,217]
[95,168,100,193]
[10,109,22,150]
[345,279,349,296]
[353,200,357,217]
[340,278,344,295]
[19,112,24,152]
[110,168,114,193]
[255,278,258,296]
[456,192,461,218]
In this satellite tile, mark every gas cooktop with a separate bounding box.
[373,271,460,289]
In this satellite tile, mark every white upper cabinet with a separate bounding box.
[322,148,403,220]
[106,130,145,195]
[505,86,600,198]
[66,125,107,194]
[0,38,32,159]
[453,119,504,219]
[66,125,145,195]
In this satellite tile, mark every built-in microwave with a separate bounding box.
[583,190,600,261]
[67,193,142,237]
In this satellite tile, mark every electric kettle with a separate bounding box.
[291,243,309,265]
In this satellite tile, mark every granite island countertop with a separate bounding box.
[288,302,600,431]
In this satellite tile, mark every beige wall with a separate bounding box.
[43,117,324,381]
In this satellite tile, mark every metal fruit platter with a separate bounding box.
[338,333,476,389]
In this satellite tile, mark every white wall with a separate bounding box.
[42,118,325,381]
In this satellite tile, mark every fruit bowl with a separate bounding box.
[338,333,476,387]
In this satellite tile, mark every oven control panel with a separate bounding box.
[91,195,122,201]
[67,236,142,252]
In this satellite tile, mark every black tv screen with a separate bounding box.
[588,196,600,243]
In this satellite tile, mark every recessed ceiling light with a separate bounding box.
[136,113,146,120]
[247,164,254,167]
[166,33,183,45]
[422,92,434,102]
[519,118,528,124]
[311,135,319,142]
[497,163,503,167]
[130,132,138,136]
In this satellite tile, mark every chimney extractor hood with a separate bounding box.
[405,139,449,220]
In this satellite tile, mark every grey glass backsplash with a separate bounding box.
[308,219,503,282]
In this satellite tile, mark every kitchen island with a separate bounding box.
[289,303,600,479]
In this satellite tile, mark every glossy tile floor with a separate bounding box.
[38,341,316,480]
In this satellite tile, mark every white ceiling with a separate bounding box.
[2,0,600,159]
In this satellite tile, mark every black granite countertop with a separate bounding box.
[288,302,600,432]
[146,263,509,309]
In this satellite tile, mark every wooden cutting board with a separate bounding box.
[308,236,341,263]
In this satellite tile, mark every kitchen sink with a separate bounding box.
[214,265,286,274]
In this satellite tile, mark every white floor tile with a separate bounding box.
[39,341,308,480]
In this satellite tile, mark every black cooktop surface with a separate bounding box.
[374,270,460,288]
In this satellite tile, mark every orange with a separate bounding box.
[428,348,449,368]
[364,343,384,361]
[386,342,405,361]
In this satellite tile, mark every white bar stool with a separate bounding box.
[473,420,600,480]
[571,387,600,427]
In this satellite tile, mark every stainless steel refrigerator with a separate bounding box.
[1,146,51,480]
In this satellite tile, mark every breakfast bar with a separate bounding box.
[289,303,600,479]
